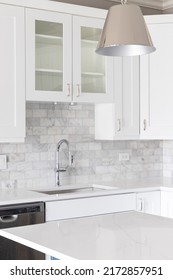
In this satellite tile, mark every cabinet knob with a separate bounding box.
[66,83,71,97]
[76,84,81,97]
[117,119,121,132]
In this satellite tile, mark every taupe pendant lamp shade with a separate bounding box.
[96,3,156,56]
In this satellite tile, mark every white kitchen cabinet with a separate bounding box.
[0,4,25,142]
[26,8,113,103]
[95,56,139,140]
[136,191,161,216]
[96,14,173,141]
[140,15,173,139]
[161,191,173,218]
[26,8,72,103]
[72,16,113,103]
[46,193,136,221]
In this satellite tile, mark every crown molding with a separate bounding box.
[108,0,173,10]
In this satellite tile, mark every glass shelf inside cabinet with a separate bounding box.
[81,26,106,94]
[35,20,63,92]
[36,34,63,46]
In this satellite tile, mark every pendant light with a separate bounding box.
[95,0,156,56]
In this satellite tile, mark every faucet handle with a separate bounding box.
[69,152,74,167]
[56,168,67,173]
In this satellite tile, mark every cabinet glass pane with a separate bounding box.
[81,26,105,94]
[35,20,63,91]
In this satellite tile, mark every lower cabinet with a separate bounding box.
[46,193,136,221]
[136,191,161,216]
[161,191,173,219]
[46,189,173,223]
[137,190,173,218]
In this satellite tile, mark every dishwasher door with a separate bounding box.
[0,202,45,260]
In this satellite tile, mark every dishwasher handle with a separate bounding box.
[0,215,18,223]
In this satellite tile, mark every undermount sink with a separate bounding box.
[34,186,111,196]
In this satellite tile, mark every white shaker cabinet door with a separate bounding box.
[161,191,173,219]
[26,8,72,102]
[140,15,173,139]
[95,56,139,140]
[72,15,114,103]
[113,56,139,139]
[137,191,161,216]
[0,4,25,142]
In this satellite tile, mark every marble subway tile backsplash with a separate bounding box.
[0,102,163,189]
[162,141,173,178]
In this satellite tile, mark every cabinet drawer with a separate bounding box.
[46,193,136,221]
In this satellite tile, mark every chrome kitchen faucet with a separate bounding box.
[56,139,72,186]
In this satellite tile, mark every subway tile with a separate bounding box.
[40,118,55,127]
[33,127,48,135]
[48,126,62,135]
[25,153,40,161]
[26,118,40,127]
[40,135,54,144]
[1,144,17,153]
[0,102,170,189]
[33,109,47,118]
[62,110,75,118]
[9,153,25,162]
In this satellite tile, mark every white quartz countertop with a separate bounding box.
[1,211,173,260]
[1,177,173,206]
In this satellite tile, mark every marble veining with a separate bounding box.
[1,211,173,260]
[0,102,163,189]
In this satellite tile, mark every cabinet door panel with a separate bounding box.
[114,56,139,139]
[95,57,139,140]
[0,4,25,141]
[140,20,173,139]
[161,191,173,218]
[137,191,161,216]
[73,15,114,103]
[26,9,72,102]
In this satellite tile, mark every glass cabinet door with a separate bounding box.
[26,9,72,102]
[81,26,105,94]
[35,20,63,92]
[73,16,114,103]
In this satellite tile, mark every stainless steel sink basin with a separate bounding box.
[35,186,105,195]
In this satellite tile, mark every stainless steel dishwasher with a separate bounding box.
[0,202,45,260]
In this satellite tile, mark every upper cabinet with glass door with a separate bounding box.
[26,9,72,102]
[26,8,114,103]
[72,16,114,103]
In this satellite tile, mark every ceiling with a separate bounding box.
[109,0,173,10]
[52,0,173,10]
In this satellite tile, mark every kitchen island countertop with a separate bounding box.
[1,211,173,260]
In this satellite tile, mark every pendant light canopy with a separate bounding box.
[96,1,156,56]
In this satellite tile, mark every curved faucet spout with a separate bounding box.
[56,139,70,186]
[57,139,69,152]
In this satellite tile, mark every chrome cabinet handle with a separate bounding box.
[117,119,121,132]
[138,198,145,212]
[66,83,71,97]
[139,198,142,211]
[0,215,18,223]
[143,119,147,131]
[76,84,81,97]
